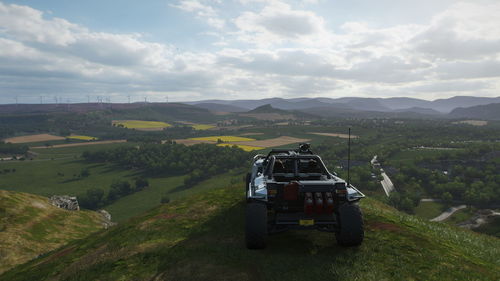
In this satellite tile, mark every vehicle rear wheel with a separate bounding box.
[335,203,364,246]
[245,202,267,249]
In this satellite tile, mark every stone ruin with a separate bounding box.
[50,195,80,211]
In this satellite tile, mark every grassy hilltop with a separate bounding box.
[0,190,107,274]
[2,184,499,281]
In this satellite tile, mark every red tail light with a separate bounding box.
[324,192,334,213]
[314,192,324,213]
[304,192,314,215]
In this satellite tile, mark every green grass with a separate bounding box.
[475,216,500,238]
[3,184,499,281]
[106,172,243,222]
[0,158,137,197]
[444,207,476,225]
[414,201,445,220]
[0,190,104,274]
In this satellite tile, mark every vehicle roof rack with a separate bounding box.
[265,143,313,160]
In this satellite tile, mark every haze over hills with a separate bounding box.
[1,96,500,120]
[449,103,500,120]
[187,96,500,114]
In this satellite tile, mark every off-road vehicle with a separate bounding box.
[245,143,365,249]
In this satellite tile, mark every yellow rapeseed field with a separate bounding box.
[216,143,264,151]
[113,120,171,129]
[66,135,97,141]
[189,136,255,142]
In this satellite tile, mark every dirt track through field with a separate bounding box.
[31,140,127,149]
[4,134,65,144]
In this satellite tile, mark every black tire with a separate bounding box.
[335,203,364,246]
[245,202,267,249]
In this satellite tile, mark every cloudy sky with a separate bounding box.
[1,0,499,103]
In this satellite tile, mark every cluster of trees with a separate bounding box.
[79,178,149,209]
[310,120,500,213]
[0,142,29,155]
[82,143,251,176]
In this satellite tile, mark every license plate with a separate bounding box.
[299,219,314,226]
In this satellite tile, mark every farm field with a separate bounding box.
[414,201,445,220]
[235,136,310,148]
[31,140,126,149]
[0,143,140,198]
[3,134,65,144]
[106,172,242,222]
[66,135,97,141]
[112,120,171,130]
[189,135,255,142]
[191,124,216,130]
[216,143,264,151]
[309,132,359,139]
[453,120,488,126]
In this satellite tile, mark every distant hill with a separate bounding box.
[185,96,500,114]
[393,107,442,115]
[3,184,499,281]
[193,103,247,112]
[448,103,500,120]
[430,96,500,113]
[0,190,108,274]
[0,103,216,122]
[247,104,289,114]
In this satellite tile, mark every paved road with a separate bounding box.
[430,205,467,222]
[371,155,396,197]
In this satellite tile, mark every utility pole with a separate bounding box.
[40,96,44,104]
[127,95,131,104]
[87,95,90,103]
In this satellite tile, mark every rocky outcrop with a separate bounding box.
[49,195,80,211]
[98,209,116,229]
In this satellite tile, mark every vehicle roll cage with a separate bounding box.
[263,154,333,179]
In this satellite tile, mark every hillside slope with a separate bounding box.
[0,190,108,274]
[449,103,500,120]
[2,185,499,281]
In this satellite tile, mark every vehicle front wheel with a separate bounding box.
[245,202,267,249]
[335,203,364,246]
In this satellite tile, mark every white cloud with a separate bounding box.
[234,1,329,46]
[1,1,500,102]
[411,2,500,60]
[170,0,225,29]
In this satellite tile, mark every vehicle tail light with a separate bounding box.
[304,192,314,215]
[284,181,299,201]
[314,192,323,213]
[324,192,334,213]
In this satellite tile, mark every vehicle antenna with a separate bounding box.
[347,127,351,187]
